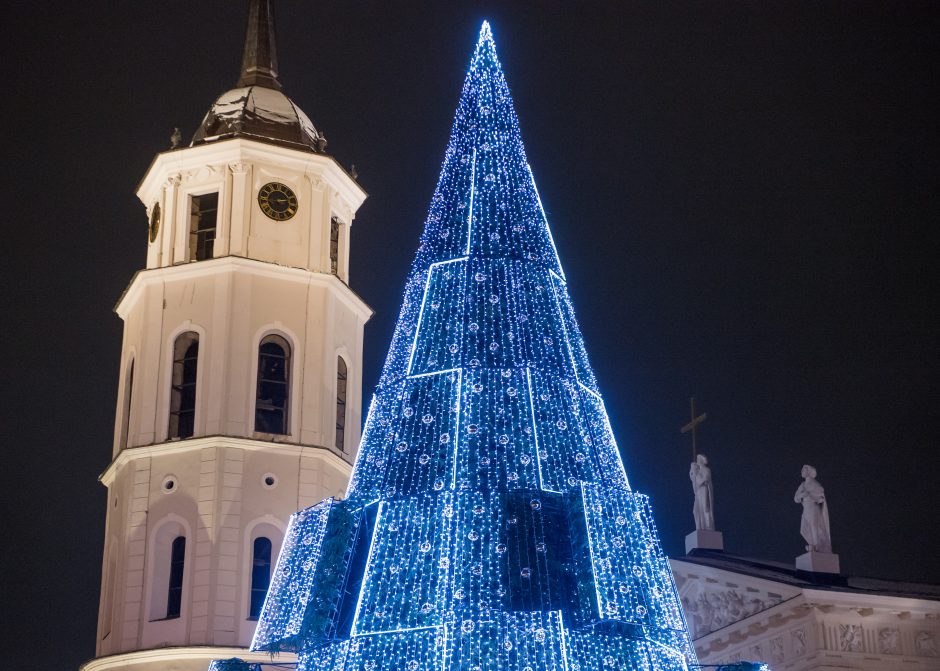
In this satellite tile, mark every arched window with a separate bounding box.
[166,536,186,619]
[148,519,189,622]
[255,335,290,434]
[120,359,134,448]
[169,332,199,439]
[101,542,117,639]
[335,356,348,451]
[249,537,273,618]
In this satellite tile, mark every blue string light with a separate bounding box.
[249,21,697,671]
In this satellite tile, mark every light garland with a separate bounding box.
[248,21,697,671]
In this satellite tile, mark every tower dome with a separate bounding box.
[192,85,323,152]
[191,0,326,153]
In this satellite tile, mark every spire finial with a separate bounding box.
[237,0,282,90]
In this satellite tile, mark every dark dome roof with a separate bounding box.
[190,85,324,153]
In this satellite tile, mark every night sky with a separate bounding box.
[2,2,938,669]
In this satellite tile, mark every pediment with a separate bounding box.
[671,558,802,638]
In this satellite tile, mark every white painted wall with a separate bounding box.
[88,137,370,669]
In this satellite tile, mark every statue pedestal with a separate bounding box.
[685,529,724,553]
[796,550,841,574]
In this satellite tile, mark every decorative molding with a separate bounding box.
[878,627,900,655]
[681,586,782,637]
[769,636,784,663]
[100,435,352,487]
[80,646,296,671]
[916,630,938,657]
[791,626,806,656]
[137,138,366,214]
[838,623,863,652]
[115,255,373,323]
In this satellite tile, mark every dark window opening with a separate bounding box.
[249,537,273,619]
[335,357,348,451]
[121,360,134,448]
[330,217,340,275]
[166,536,186,619]
[190,192,219,261]
[255,335,290,434]
[169,332,199,439]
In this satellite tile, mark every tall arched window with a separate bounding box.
[249,537,273,618]
[335,356,348,452]
[120,359,134,448]
[101,542,117,639]
[255,335,290,435]
[169,332,199,439]
[166,536,186,619]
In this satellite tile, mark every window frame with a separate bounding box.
[248,537,273,619]
[329,216,340,276]
[166,536,186,620]
[335,355,348,452]
[168,331,200,440]
[253,333,292,436]
[188,191,220,262]
[145,515,192,624]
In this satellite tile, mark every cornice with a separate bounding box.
[114,255,373,322]
[80,646,296,671]
[136,137,367,217]
[100,435,352,487]
[670,557,803,599]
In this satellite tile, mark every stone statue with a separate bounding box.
[794,464,832,553]
[690,453,715,531]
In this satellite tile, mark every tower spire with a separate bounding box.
[237,0,282,90]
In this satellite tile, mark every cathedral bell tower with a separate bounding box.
[84,2,371,669]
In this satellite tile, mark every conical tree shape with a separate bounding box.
[251,23,696,671]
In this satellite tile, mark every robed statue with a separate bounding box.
[690,454,715,531]
[794,464,832,553]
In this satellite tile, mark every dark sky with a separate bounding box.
[2,2,938,669]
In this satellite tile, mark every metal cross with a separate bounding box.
[680,397,707,460]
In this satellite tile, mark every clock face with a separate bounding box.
[258,182,298,221]
[148,203,161,243]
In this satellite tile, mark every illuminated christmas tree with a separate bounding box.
[250,22,697,671]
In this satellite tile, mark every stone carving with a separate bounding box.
[791,627,806,656]
[839,623,863,652]
[770,636,784,663]
[794,464,832,553]
[681,587,777,637]
[749,644,763,661]
[878,627,900,655]
[916,631,938,657]
[690,454,715,531]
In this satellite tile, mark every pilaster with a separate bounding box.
[190,447,218,642]
[121,457,151,652]
[213,448,245,644]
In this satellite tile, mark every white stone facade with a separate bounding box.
[672,556,940,670]
[84,137,370,671]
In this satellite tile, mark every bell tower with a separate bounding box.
[83,2,371,669]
